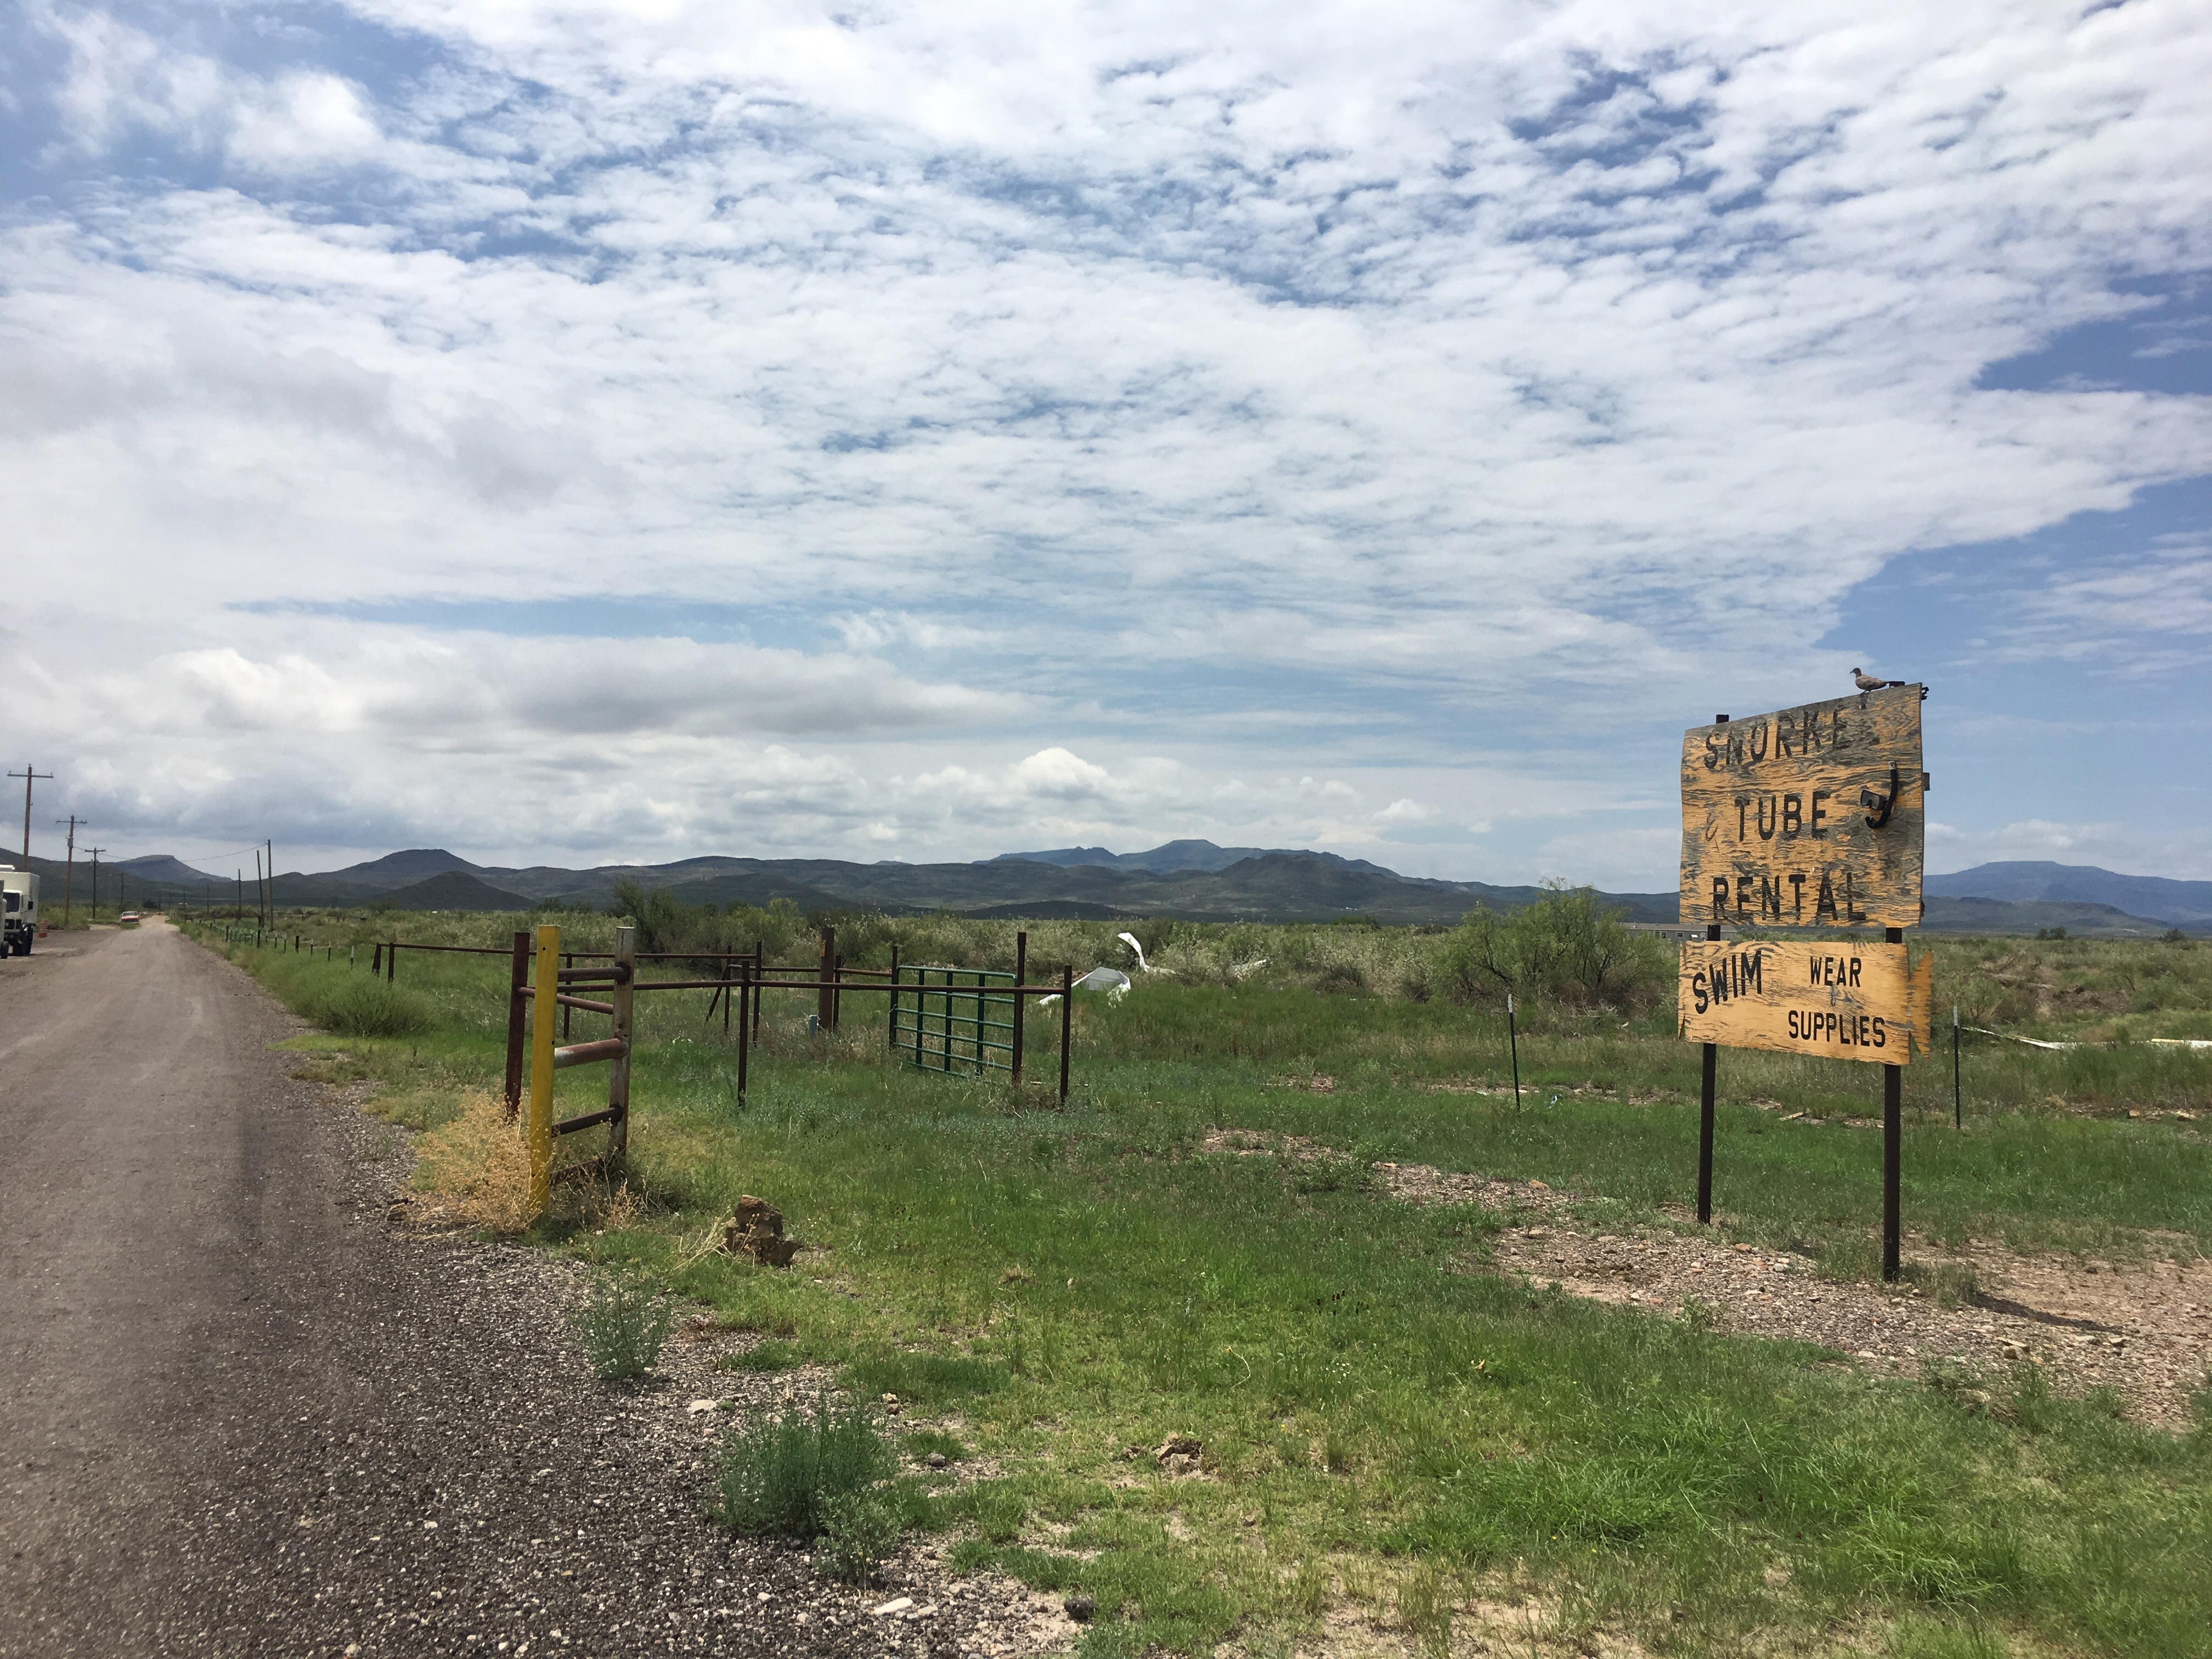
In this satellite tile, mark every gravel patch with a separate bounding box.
[3,924,1073,1658]
[1380,1160,2212,1428]
[229,1087,1084,1659]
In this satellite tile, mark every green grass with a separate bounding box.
[193,916,2212,1657]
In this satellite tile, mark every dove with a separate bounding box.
[1852,667,1907,691]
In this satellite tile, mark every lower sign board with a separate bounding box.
[1680,939,1933,1064]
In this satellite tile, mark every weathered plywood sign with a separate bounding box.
[1679,939,1934,1063]
[1679,686,1925,929]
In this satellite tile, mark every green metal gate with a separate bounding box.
[890,965,1019,1077]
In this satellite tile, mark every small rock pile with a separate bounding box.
[720,1196,800,1267]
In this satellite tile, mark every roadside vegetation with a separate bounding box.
[176,898,2212,1657]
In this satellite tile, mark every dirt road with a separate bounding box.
[0,925,986,1657]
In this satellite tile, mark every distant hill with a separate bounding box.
[373,871,536,911]
[24,839,2211,934]
[993,839,1396,877]
[1921,896,2197,938]
[115,854,226,885]
[251,844,1679,926]
[1928,861,2212,925]
[322,848,487,892]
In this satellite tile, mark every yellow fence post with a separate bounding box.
[608,925,634,1161]
[529,923,560,1217]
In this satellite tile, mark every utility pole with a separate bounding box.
[55,815,80,926]
[10,766,53,862]
[87,848,107,922]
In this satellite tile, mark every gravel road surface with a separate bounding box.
[0,924,1058,1658]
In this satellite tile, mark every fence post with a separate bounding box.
[752,941,764,1043]
[502,928,529,1122]
[371,941,382,976]
[387,941,397,983]
[817,927,836,1032]
[887,945,900,1052]
[609,925,635,1161]
[1059,963,1072,1106]
[834,953,844,1030]
[736,958,751,1102]
[1012,932,1026,1086]
[528,924,560,1217]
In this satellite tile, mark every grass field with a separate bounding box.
[187,909,2212,1657]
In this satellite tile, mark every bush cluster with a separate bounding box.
[716,1394,902,1583]
[570,1273,673,1380]
[1435,883,1670,1011]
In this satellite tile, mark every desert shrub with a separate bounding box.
[717,1393,898,1539]
[817,1490,902,1584]
[415,1089,537,1232]
[1436,884,1669,1010]
[571,1272,674,1381]
[302,974,435,1037]
[1312,957,1368,994]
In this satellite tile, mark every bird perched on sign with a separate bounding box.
[1852,667,1908,691]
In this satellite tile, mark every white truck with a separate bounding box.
[1,865,40,956]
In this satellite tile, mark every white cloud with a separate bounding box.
[41,4,385,170]
[0,1,2205,880]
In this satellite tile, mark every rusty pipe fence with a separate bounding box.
[449,923,1080,1211]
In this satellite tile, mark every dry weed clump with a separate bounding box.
[416,1089,537,1232]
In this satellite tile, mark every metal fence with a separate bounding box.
[892,966,1020,1077]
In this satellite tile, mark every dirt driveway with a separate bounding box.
[0,924,1022,1658]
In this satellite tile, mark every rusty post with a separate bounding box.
[736,958,750,1102]
[1012,932,1026,1086]
[817,927,837,1031]
[834,953,844,1030]
[1058,963,1072,1106]
[371,941,382,976]
[387,941,396,983]
[887,944,900,1051]
[609,925,635,1161]
[503,929,530,1122]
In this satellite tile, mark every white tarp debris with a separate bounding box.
[1117,932,1175,974]
[1965,1028,2212,1053]
[1230,958,1269,980]
[1038,966,1131,1008]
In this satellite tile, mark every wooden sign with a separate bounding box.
[1680,686,1925,929]
[1680,939,1934,1063]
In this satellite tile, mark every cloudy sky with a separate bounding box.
[2,0,2207,887]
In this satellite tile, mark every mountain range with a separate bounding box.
[1923,861,2212,926]
[16,843,2207,935]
